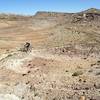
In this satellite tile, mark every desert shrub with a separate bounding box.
[65,70,68,72]
[96,72,100,75]
[91,63,96,67]
[72,71,83,76]
[7,54,12,57]
[97,60,100,63]
[97,61,100,65]
[94,83,100,89]
[88,69,93,72]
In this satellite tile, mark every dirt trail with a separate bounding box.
[0,49,98,74]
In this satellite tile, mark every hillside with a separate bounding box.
[0,8,100,100]
[81,8,100,14]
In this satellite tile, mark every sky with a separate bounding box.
[0,0,99,15]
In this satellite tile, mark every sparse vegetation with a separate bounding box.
[0,8,99,100]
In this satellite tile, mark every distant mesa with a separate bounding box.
[34,8,100,16]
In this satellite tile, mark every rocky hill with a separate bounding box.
[81,8,100,14]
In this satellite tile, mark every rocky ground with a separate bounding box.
[0,8,100,100]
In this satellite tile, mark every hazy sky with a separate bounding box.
[0,0,99,15]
